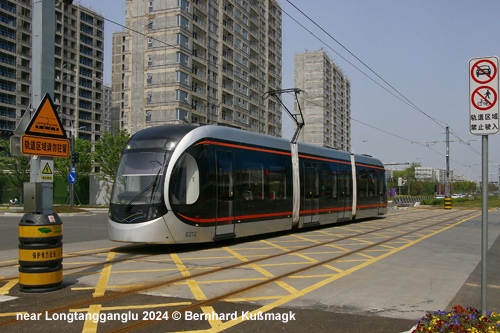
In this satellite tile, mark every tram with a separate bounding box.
[108,124,387,243]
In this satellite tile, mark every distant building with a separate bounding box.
[114,0,283,137]
[294,50,351,151]
[415,167,433,181]
[0,1,106,149]
[435,168,454,183]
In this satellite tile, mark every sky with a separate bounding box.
[78,0,500,183]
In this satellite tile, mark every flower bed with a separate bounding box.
[412,305,500,332]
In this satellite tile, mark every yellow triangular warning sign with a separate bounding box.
[42,163,52,174]
[25,94,67,139]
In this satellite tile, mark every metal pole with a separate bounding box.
[445,126,450,198]
[70,135,74,209]
[31,0,55,214]
[481,135,488,316]
[407,166,410,196]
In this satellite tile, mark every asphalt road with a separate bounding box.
[0,212,109,251]
[1,209,500,333]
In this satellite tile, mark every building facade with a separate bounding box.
[115,0,282,136]
[414,166,433,181]
[294,50,351,151]
[0,1,105,144]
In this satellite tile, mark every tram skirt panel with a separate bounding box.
[18,213,63,293]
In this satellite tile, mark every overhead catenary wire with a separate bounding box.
[285,0,447,130]
[100,4,490,174]
[283,92,481,174]
[283,1,494,170]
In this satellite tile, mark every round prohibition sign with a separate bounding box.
[471,59,497,84]
[471,85,497,110]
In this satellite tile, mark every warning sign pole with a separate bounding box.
[30,0,55,215]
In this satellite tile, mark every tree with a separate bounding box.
[54,138,92,184]
[0,139,30,197]
[92,128,130,182]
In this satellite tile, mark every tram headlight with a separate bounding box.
[147,206,162,220]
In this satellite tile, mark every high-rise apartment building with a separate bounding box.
[0,1,105,145]
[116,0,282,137]
[294,50,351,151]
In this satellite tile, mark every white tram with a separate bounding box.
[108,125,387,243]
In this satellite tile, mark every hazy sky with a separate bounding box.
[79,0,500,182]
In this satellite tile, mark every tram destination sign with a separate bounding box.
[469,56,500,135]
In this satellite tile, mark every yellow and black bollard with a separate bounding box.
[444,197,452,210]
[18,213,63,292]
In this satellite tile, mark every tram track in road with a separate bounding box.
[0,243,155,281]
[0,209,451,280]
[0,209,479,331]
[108,209,480,332]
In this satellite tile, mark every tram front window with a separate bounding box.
[110,138,176,223]
[111,151,168,205]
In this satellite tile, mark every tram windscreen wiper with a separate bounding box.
[124,168,162,212]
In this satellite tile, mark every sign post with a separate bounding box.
[469,56,500,316]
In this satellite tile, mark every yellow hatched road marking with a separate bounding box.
[69,301,192,332]
[171,253,190,277]
[186,279,207,300]
[70,301,192,312]
[92,252,115,298]
[82,304,101,333]
[202,306,223,328]
[245,264,275,278]
[225,295,281,302]
[0,312,27,318]
[289,273,337,278]
[108,268,180,274]
[0,279,18,295]
[274,281,299,294]
[0,259,17,264]
[260,239,290,251]
[176,277,267,285]
[199,211,483,333]
[222,247,249,262]
[322,264,345,274]
[290,234,322,243]
[72,284,143,291]
[257,261,314,267]
[291,253,318,262]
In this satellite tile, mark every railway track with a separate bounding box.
[0,209,480,331]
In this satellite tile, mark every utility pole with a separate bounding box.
[443,126,452,209]
[445,126,450,198]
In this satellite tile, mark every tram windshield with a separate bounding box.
[109,137,178,223]
[111,150,170,205]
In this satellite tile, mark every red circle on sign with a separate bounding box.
[471,59,497,84]
[471,86,497,110]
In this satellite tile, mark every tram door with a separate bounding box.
[215,151,235,236]
[303,162,319,225]
[338,167,351,220]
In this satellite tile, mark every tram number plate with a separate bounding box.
[185,231,197,238]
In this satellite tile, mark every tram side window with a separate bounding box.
[337,166,351,199]
[268,165,286,200]
[170,153,200,205]
[357,168,369,199]
[240,161,264,200]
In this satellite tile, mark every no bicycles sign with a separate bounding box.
[469,56,500,135]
